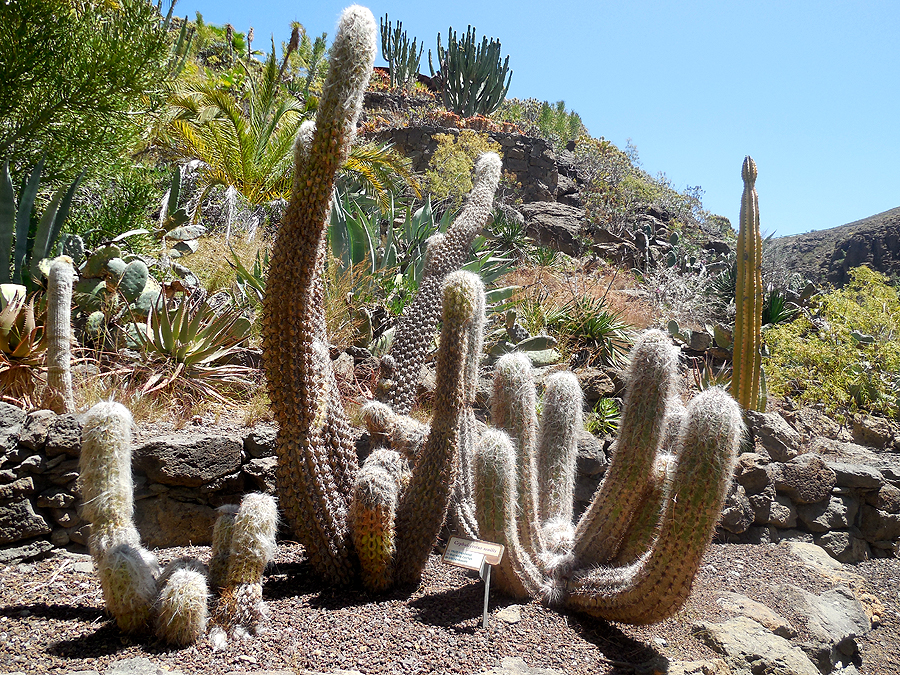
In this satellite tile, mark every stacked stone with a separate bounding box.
[1,399,897,566]
[718,409,900,562]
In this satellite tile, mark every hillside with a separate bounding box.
[766,206,900,287]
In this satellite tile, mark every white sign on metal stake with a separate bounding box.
[442,536,505,628]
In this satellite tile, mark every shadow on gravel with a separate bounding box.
[409,579,500,629]
[47,621,127,660]
[0,603,103,623]
[565,612,663,674]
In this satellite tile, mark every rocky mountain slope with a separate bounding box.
[766,206,900,287]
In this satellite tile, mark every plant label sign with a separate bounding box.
[442,537,506,629]
[442,536,504,571]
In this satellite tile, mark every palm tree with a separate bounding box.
[166,40,416,225]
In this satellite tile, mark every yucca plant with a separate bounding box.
[0,285,45,401]
[550,295,633,368]
[129,295,254,401]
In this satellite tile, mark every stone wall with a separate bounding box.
[1,400,898,565]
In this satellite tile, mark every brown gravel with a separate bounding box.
[0,541,898,675]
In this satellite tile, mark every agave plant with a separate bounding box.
[129,294,254,401]
[0,285,45,401]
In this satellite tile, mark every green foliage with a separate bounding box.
[428,25,512,117]
[493,98,587,150]
[585,397,620,436]
[548,295,633,368]
[767,266,900,420]
[0,0,170,181]
[484,209,533,262]
[0,160,83,289]
[67,164,161,252]
[425,131,502,209]
[0,287,45,401]
[129,295,254,401]
[380,14,423,91]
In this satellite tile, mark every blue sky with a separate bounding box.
[175,0,899,238]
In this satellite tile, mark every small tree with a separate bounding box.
[0,0,170,181]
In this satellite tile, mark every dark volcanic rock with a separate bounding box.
[766,205,900,287]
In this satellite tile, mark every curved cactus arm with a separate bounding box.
[732,156,763,410]
[155,557,209,647]
[349,449,404,592]
[610,453,674,566]
[261,6,376,587]
[385,152,501,415]
[449,279,486,538]
[44,257,75,414]
[491,352,543,556]
[79,402,160,633]
[392,271,480,586]
[564,387,743,624]
[473,429,543,599]
[536,371,582,556]
[572,330,680,565]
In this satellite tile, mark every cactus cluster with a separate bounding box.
[260,6,501,594]
[79,402,277,646]
[428,26,512,117]
[458,330,744,624]
[380,13,423,91]
[731,156,764,411]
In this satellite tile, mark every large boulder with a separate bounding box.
[134,434,242,487]
[519,202,587,257]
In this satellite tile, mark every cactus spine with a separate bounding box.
[211,492,279,639]
[44,257,75,414]
[80,402,277,645]
[731,156,763,411]
[469,330,744,624]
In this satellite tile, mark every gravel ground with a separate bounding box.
[0,541,897,675]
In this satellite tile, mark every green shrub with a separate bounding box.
[766,266,900,420]
[424,130,501,209]
[493,98,586,150]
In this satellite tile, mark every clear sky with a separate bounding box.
[174,0,899,238]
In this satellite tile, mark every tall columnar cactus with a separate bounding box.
[44,257,75,414]
[381,151,501,416]
[261,5,377,587]
[380,13,423,90]
[262,6,482,593]
[468,330,744,624]
[731,156,763,411]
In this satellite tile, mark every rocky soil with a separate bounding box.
[0,538,897,675]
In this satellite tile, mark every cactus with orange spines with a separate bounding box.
[731,156,764,411]
[468,329,744,624]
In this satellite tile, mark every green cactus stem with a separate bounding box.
[261,5,377,587]
[43,257,75,414]
[731,156,763,411]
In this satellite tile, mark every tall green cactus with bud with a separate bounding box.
[261,6,487,593]
[380,14,423,91]
[731,156,763,411]
[465,330,744,624]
